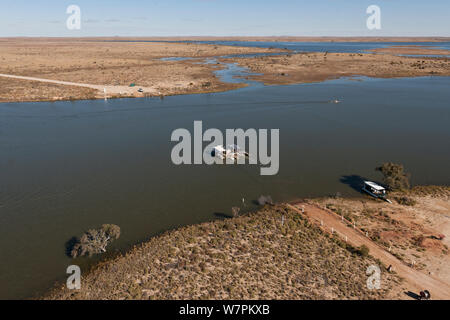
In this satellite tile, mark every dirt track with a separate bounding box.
[287,203,450,300]
[0,73,157,98]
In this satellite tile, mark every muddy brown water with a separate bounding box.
[1,75,450,299]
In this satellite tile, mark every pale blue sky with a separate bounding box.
[0,0,449,37]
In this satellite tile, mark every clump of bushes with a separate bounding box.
[356,245,370,257]
[394,196,417,206]
[70,224,121,258]
[376,162,410,191]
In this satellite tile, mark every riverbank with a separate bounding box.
[45,186,450,300]
[1,38,450,103]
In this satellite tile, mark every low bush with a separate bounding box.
[394,196,417,206]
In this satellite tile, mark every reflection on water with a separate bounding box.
[1,76,450,299]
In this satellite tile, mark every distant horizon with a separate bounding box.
[2,35,450,39]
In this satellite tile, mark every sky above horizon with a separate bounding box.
[1,0,449,37]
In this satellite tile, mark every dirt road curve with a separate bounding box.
[287,203,450,300]
[0,73,158,97]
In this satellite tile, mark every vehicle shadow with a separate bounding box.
[405,291,421,300]
[339,175,368,194]
[214,212,232,219]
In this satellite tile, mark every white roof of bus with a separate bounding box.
[364,181,385,191]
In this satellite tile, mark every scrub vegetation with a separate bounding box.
[47,205,399,300]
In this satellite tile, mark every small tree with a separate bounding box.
[376,162,410,191]
[70,224,121,258]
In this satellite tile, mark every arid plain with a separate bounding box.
[1,37,449,102]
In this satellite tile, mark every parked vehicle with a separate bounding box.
[362,181,392,203]
[419,290,431,300]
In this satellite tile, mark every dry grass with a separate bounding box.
[0,77,98,103]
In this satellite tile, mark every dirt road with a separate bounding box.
[287,203,450,300]
[0,73,158,97]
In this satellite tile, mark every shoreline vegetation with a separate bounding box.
[45,185,450,300]
[0,37,449,103]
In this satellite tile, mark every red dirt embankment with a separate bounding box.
[287,203,450,300]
